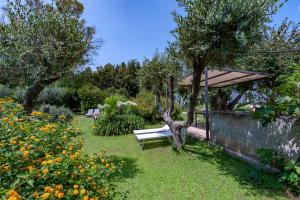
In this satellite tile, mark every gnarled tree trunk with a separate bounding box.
[23,76,61,114]
[187,57,206,125]
[155,90,185,151]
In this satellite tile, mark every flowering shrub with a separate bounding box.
[94,96,144,136]
[0,98,124,199]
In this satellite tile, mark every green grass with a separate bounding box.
[73,116,286,200]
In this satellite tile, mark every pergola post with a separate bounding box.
[204,68,210,140]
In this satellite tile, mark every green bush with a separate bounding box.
[279,158,300,195]
[94,95,144,136]
[104,87,129,98]
[38,87,66,106]
[0,98,124,199]
[132,90,183,123]
[40,105,74,122]
[78,85,108,113]
[0,85,12,98]
[94,114,144,136]
[12,87,27,103]
[62,87,81,111]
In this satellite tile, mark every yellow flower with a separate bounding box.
[10,140,17,145]
[73,189,79,196]
[44,186,54,193]
[57,192,64,199]
[62,150,67,155]
[33,191,39,198]
[23,150,30,158]
[55,157,62,162]
[101,159,105,163]
[80,189,87,195]
[105,163,110,168]
[41,161,48,165]
[73,184,79,189]
[83,196,89,200]
[3,117,9,123]
[42,169,49,174]
[41,193,50,199]
[80,168,85,173]
[27,165,34,172]
[6,189,21,200]
[55,185,63,190]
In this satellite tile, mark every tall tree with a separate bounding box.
[140,0,284,150]
[0,0,98,113]
[173,0,284,126]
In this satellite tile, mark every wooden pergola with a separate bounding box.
[179,68,272,140]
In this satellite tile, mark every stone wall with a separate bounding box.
[210,111,300,160]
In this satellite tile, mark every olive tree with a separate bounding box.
[141,0,284,150]
[0,0,98,113]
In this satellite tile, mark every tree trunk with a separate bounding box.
[156,90,185,151]
[23,76,61,114]
[187,58,205,125]
[168,75,175,115]
[23,82,45,114]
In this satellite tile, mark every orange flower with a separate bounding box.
[44,186,54,193]
[23,150,30,158]
[83,196,89,200]
[57,192,64,199]
[10,140,17,145]
[55,185,63,190]
[42,169,49,174]
[27,165,34,172]
[73,184,79,189]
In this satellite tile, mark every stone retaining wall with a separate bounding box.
[210,111,300,160]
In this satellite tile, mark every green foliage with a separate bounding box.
[94,95,144,136]
[62,87,81,111]
[38,87,66,106]
[256,148,285,170]
[255,65,300,124]
[0,84,12,98]
[172,0,284,63]
[78,84,108,112]
[280,158,300,195]
[12,87,27,103]
[132,91,182,123]
[0,98,123,199]
[0,0,97,112]
[40,104,74,122]
[0,0,96,84]
[94,115,144,136]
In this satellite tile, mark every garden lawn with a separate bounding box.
[73,116,287,200]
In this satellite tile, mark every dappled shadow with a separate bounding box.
[108,155,142,181]
[184,141,287,199]
[142,140,170,150]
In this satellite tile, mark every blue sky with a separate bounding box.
[82,0,300,68]
[1,0,300,68]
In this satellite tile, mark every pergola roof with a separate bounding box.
[179,68,272,88]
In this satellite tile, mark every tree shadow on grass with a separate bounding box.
[183,140,287,199]
[108,155,142,181]
[142,140,170,150]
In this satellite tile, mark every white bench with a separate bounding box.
[134,125,173,150]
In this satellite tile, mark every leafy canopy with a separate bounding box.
[0,0,97,85]
[172,0,285,64]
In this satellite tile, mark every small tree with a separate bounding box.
[0,0,98,113]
